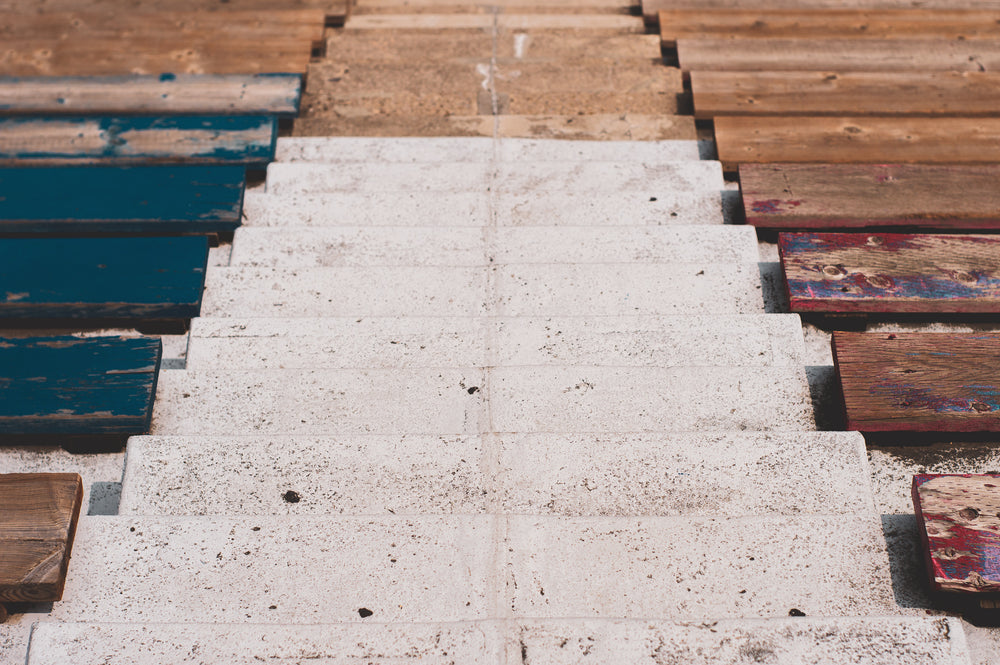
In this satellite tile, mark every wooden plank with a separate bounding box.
[0,336,161,435]
[676,38,1000,72]
[660,9,1000,45]
[0,473,83,604]
[644,0,1000,23]
[834,331,1000,432]
[0,0,348,21]
[0,165,244,234]
[740,163,1000,230]
[0,115,277,165]
[692,71,1000,119]
[0,74,302,116]
[913,474,1000,595]
[781,232,1000,314]
[0,237,208,320]
[715,116,1000,167]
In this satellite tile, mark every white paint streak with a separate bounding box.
[513,33,530,59]
[475,63,492,91]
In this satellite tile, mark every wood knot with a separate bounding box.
[959,507,981,520]
[867,274,893,289]
[822,265,847,278]
[866,235,883,246]
[972,402,993,413]
[955,271,978,284]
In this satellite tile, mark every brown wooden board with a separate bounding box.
[913,474,1000,595]
[0,473,83,604]
[740,163,1000,230]
[0,0,347,21]
[833,331,1000,432]
[660,9,1000,45]
[644,0,1000,23]
[691,71,1000,119]
[676,38,1000,73]
[780,232,1000,314]
[715,116,1000,168]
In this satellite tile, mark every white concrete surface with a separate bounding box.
[494,191,726,226]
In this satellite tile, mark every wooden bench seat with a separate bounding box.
[0,336,161,435]
[0,165,244,234]
[913,474,1000,599]
[0,473,83,621]
[0,74,302,117]
[741,163,1000,231]
[780,232,1000,314]
[0,236,208,321]
[0,115,277,166]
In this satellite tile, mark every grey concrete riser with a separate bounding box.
[241,191,728,226]
[119,432,872,517]
[199,265,765,318]
[39,515,895,624]
[149,366,814,435]
[185,314,806,370]
[227,225,761,267]
[263,161,725,194]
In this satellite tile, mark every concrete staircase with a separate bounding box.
[8,136,977,663]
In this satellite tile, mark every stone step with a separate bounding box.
[227,226,759,267]
[199,264,763,317]
[242,190,724,226]
[119,431,869,517]
[25,616,971,665]
[264,161,724,194]
[275,137,702,162]
[185,314,804,369]
[149,366,811,435]
[344,14,647,31]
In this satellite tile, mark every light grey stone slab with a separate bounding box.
[490,366,815,432]
[275,136,496,163]
[242,192,490,227]
[150,369,487,436]
[497,139,701,162]
[494,264,764,316]
[200,267,489,317]
[504,515,897,619]
[493,161,723,193]
[265,162,492,194]
[494,191,725,226]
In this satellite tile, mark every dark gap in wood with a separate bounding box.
[0,317,189,335]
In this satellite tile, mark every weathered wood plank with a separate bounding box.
[676,38,1000,72]
[0,473,82,604]
[913,474,1000,595]
[781,232,1000,314]
[0,237,208,320]
[740,163,1000,230]
[0,336,161,435]
[834,331,1000,432]
[660,9,1000,45]
[0,165,244,234]
[645,0,1000,23]
[716,116,1000,167]
[0,115,276,165]
[0,74,302,116]
[0,0,347,21]
[692,71,1000,119]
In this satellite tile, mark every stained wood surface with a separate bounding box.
[740,163,1000,230]
[0,115,277,165]
[715,116,1000,167]
[913,474,1000,594]
[0,0,347,19]
[691,71,1000,118]
[834,332,1000,432]
[0,165,244,234]
[0,74,302,116]
[781,233,1000,314]
[0,473,83,604]
[0,336,161,434]
[676,38,1000,72]
[660,9,1000,45]
[644,0,1000,22]
[0,237,208,320]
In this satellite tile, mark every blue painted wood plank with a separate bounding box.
[0,165,244,234]
[0,74,302,116]
[0,115,277,165]
[0,336,161,435]
[0,237,208,320]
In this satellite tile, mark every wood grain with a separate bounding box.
[0,473,83,604]
[676,38,1000,72]
[0,74,302,116]
[716,116,1000,167]
[781,232,1000,314]
[692,71,1000,118]
[0,165,244,234]
[913,474,1000,594]
[740,163,1000,230]
[0,336,161,435]
[0,0,347,19]
[644,0,1000,23]
[834,331,1000,432]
